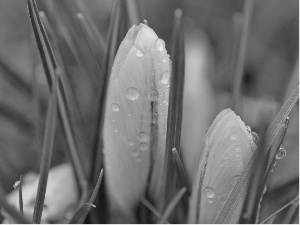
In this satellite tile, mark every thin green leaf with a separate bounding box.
[19,175,23,215]
[89,0,127,184]
[0,185,31,224]
[164,7,185,212]
[232,0,254,113]
[27,0,88,207]
[125,0,141,26]
[215,85,299,223]
[260,196,299,224]
[69,169,103,224]
[159,187,187,224]
[32,77,58,224]
[141,197,164,221]
[172,148,189,193]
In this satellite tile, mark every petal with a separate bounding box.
[103,23,171,218]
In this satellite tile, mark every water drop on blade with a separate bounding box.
[160,71,170,84]
[111,103,120,112]
[203,187,215,199]
[126,87,139,100]
[155,38,165,51]
[275,146,286,160]
[135,49,144,57]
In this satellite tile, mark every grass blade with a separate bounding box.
[125,0,142,26]
[282,203,299,224]
[18,175,23,215]
[172,148,189,193]
[164,7,185,214]
[27,0,88,207]
[215,85,299,223]
[69,169,103,224]
[260,196,299,224]
[32,77,57,224]
[232,0,254,113]
[0,185,31,224]
[159,187,187,224]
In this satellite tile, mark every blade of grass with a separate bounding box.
[164,7,185,210]
[125,0,141,26]
[89,0,126,183]
[159,187,187,224]
[69,169,103,224]
[141,197,164,221]
[18,175,23,215]
[27,0,88,207]
[172,148,189,193]
[215,85,299,223]
[282,203,299,224]
[32,76,57,224]
[232,0,254,113]
[260,196,299,224]
[0,185,31,224]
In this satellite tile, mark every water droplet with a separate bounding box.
[135,49,144,57]
[138,132,149,142]
[126,87,139,100]
[160,71,170,84]
[231,175,239,185]
[235,146,242,152]
[207,198,214,204]
[139,143,148,151]
[127,140,134,146]
[263,186,267,194]
[155,38,165,51]
[111,103,120,112]
[251,131,259,145]
[13,181,20,190]
[275,146,286,160]
[131,149,140,157]
[230,133,238,141]
[148,89,159,101]
[203,187,215,199]
[246,125,252,133]
[162,56,167,63]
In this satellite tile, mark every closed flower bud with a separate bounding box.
[103,23,171,219]
[189,108,257,223]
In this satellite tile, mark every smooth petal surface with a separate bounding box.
[103,23,171,218]
[188,108,257,223]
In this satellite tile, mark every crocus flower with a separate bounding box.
[188,108,257,223]
[103,23,171,220]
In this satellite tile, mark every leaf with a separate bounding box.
[32,76,58,224]
[159,187,187,224]
[27,0,88,207]
[69,170,103,224]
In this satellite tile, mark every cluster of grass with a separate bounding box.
[0,0,298,224]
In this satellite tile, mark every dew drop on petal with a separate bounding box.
[203,187,215,199]
[131,149,139,157]
[126,87,139,100]
[111,103,120,112]
[231,175,240,185]
[135,49,144,57]
[251,131,259,145]
[155,38,165,51]
[139,142,148,151]
[207,198,214,204]
[235,145,242,152]
[160,71,170,84]
[230,133,238,141]
[127,140,134,146]
[276,146,286,159]
[138,132,149,142]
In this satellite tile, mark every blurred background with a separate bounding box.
[0,0,298,222]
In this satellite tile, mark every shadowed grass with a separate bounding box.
[159,187,187,224]
[172,148,189,193]
[232,0,253,113]
[18,175,23,215]
[69,169,103,224]
[215,85,299,223]
[27,0,88,208]
[32,76,57,224]
[260,196,299,224]
[164,8,185,215]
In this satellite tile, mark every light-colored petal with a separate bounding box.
[103,23,171,218]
